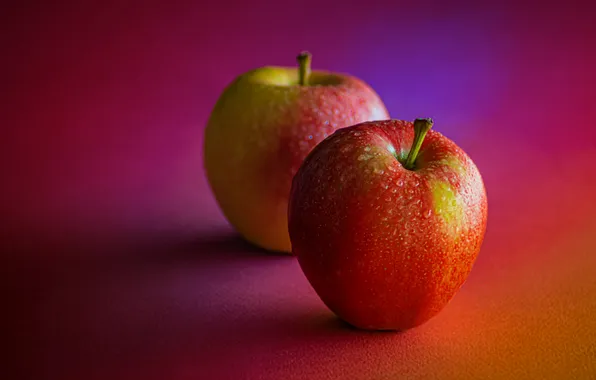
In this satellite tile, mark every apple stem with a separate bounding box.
[297,51,312,86]
[404,118,434,170]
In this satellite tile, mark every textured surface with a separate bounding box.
[4,0,596,379]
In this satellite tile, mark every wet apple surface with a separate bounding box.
[289,119,488,330]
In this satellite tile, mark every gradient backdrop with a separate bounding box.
[5,0,596,379]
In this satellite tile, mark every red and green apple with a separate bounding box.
[288,118,488,330]
[204,52,389,252]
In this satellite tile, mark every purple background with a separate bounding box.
[5,1,596,379]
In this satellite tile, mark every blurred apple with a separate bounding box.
[204,52,389,252]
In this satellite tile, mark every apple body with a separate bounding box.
[288,119,487,330]
[204,66,389,252]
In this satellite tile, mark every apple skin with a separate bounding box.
[204,66,389,252]
[288,119,487,330]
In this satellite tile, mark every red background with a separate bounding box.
[5,0,596,379]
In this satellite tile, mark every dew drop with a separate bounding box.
[397,179,404,187]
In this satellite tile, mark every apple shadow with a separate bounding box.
[131,229,291,270]
[11,228,411,380]
[253,309,398,338]
[174,231,281,258]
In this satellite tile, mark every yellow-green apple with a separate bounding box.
[204,52,389,252]
[288,118,488,330]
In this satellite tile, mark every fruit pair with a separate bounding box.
[204,52,487,330]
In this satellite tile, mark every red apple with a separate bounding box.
[205,52,389,252]
[288,118,488,330]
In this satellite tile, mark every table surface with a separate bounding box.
[5,1,596,379]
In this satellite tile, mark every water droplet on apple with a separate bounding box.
[414,181,420,187]
[397,179,404,187]
[308,135,313,140]
[353,132,361,136]
[425,209,432,218]
[364,146,371,152]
